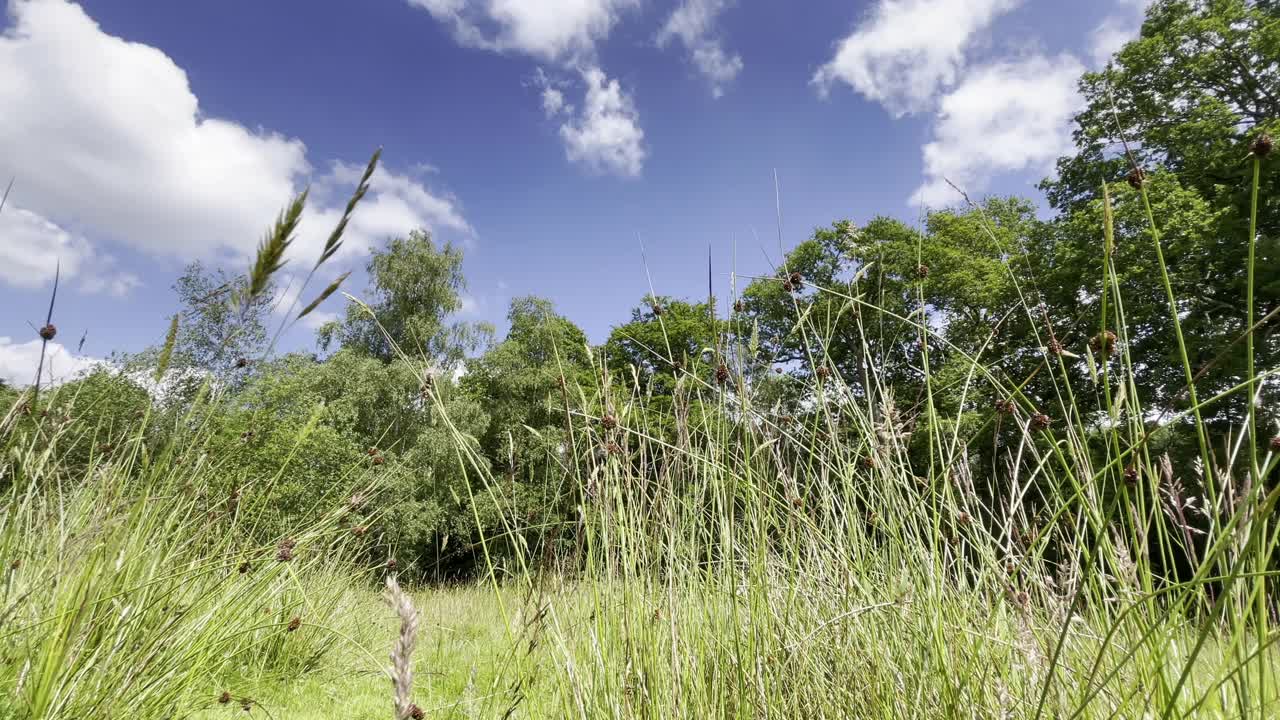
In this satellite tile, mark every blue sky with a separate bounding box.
[0,0,1149,385]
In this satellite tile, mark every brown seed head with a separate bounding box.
[1030,412,1051,431]
[286,616,301,632]
[1126,167,1146,189]
[601,414,617,431]
[787,271,803,291]
[276,539,295,563]
[733,300,745,313]
[409,705,425,720]
[916,264,929,279]
[235,357,250,369]
[994,399,1015,415]
[37,324,56,341]
[815,365,830,381]
[238,561,251,575]
[352,525,367,538]
[715,364,730,385]
[371,454,384,466]
[957,511,972,527]
[1090,330,1118,357]
[1047,339,1063,356]
[650,302,663,316]
[1269,435,1280,452]
[1123,466,1139,485]
[1252,133,1273,158]
[218,691,232,705]
[386,558,398,571]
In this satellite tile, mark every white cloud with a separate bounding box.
[559,67,646,178]
[910,54,1085,207]
[1088,0,1152,66]
[657,0,743,98]
[306,161,473,257]
[0,336,104,387]
[0,204,138,294]
[0,0,470,289]
[407,0,637,62]
[409,1,647,176]
[813,0,1020,117]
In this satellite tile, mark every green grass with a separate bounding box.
[2,163,1278,719]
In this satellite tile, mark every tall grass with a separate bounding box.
[1,160,1276,718]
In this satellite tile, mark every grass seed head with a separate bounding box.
[1126,167,1146,189]
[715,364,730,385]
[1252,133,1273,158]
[1030,412,1051,431]
[218,691,232,705]
[37,324,56,341]
[287,616,301,632]
[1090,330,1118,357]
[916,264,929,279]
[788,271,803,291]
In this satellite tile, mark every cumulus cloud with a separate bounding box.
[657,0,743,98]
[0,336,104,387]
[407,0,637,62]
[408,0,647,175]
[559,67,646,178]
[0,204,138,294]
[1089,0,1153,66]
[910,54,1085,207]
[0,0,470,290]
[813,0,1020,117]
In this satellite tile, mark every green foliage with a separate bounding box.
[320,230,493,368]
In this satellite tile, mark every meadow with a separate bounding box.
[3,2,1280,717]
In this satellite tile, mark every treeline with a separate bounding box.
[2,0,1277,581]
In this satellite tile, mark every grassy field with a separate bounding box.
[3,167,1279,718]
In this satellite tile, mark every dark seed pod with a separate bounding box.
[1123,466,1139,485]
[1090,330,1117,357]
[815,365,830,381]
[238,561,251,575]
[788,271,803,291]
[1126,167,1146,189]
[286,616,301,632]
[1047,339,1063,356]
[235,357,250,369]
[371,454,384,466]
[1252,133,1273,158]
[715,364,730,385]
[650,303,663,316]
[733,300,745,313]
[916,264,929,279]
[351,525,367,538]
[37,324,56,341]
[957,511,972,527]
[1030,412,1051,431]
[1270,435,1280,452]
[994,399,1015,415]
[601,414,617,431]
[409,705,425,720]
[219,691,232,705]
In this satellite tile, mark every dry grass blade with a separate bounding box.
[297,271,351,321]
[385,574,420,720]
[0,176,13,216]
[154,314,180,383]
[315,148,381,271]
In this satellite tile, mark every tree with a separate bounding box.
[1042,0,1280,422]
[604,295,721,395]
[321,230,492,369]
